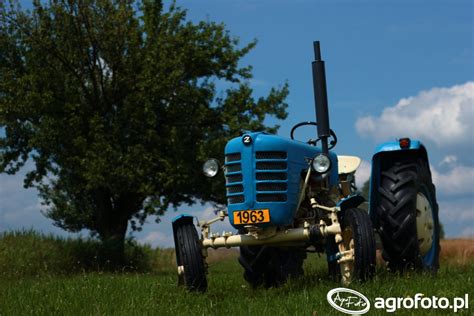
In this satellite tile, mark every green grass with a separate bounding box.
[1,232,472,315]
[1,254,472,315]
[0,230,175,277]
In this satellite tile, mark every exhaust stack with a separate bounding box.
[312,41,331,154]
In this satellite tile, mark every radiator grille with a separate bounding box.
[256,183,287,191]
[228,195,244,204]
[255,151,287,160]
[225,152,243,204]
[256,172,287,181]
[225,153,241,162]
[256,194,287,202]
[226,164,242,173]
[255,151,288,203]
[227,185,244,194]
[226,174,243,183]
[225,150,289,205]
[256,161,287,170]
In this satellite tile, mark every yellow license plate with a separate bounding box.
[234,209,270,225]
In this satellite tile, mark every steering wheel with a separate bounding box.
[290,121,338,150]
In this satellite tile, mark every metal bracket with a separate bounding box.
[199,209,228,239]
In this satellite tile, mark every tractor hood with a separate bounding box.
[224,132,338,228]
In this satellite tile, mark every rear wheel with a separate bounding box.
[175,223,207,292]
[377,160,440,272]
[336,208,376,284]
[238,245,306,288]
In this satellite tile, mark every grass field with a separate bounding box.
[1,239,473,315]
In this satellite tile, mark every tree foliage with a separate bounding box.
[0,0,288,254]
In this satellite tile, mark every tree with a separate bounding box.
[0,0,288,260]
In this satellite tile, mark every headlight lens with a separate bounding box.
[203,159,220,177]
[312,154,331,173]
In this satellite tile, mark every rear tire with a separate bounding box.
[238,245,306,288]
[175,223,207,292]
[376,160,440,272]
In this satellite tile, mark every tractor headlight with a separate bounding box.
[312,154,331,174]
[202,159,220,178]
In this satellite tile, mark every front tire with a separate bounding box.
[337,208,376,283]
[175,223,207,292]
[376,160,440,272]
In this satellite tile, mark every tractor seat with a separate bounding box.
[337,155,361,175]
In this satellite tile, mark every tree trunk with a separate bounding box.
[94,189,136,267]
[98,214,129,266]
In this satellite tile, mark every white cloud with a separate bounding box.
[353,83,474,239]
[355,81,474,200]
[200,205,218,219]
[3,200,43,223]
[356,82,474,147]
[439,155,458,167]
[0,167,40,228]
[0,164,77,236]
[139,231,173,247]
[436,199,473,238]
[439,199,474,223]
[355,159,371,186]
[460,227,474,238]
[432,164,474,196]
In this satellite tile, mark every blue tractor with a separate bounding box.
[172,41,440,292]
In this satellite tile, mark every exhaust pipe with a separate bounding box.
[312,41,331,154]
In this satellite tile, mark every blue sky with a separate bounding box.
[1,0,473,246]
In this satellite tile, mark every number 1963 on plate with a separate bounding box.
[234,209,270,225]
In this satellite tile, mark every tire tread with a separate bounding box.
[376,159,440,272]
[176,224,207,292]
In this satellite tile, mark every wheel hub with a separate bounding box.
[416,192,434,255]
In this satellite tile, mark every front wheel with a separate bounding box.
[175,223,207,292]
[335,208,376,284]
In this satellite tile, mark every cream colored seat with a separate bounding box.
[337,155,361,175]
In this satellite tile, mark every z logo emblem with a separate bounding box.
[242,135,252,145]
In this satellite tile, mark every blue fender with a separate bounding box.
[368,139,429,225]
[337,193,366,211]
[172,214,195,266]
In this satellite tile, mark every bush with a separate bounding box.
[0,230,165,278]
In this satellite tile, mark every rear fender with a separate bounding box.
[172,214,195,266]
[368,140,430,226]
